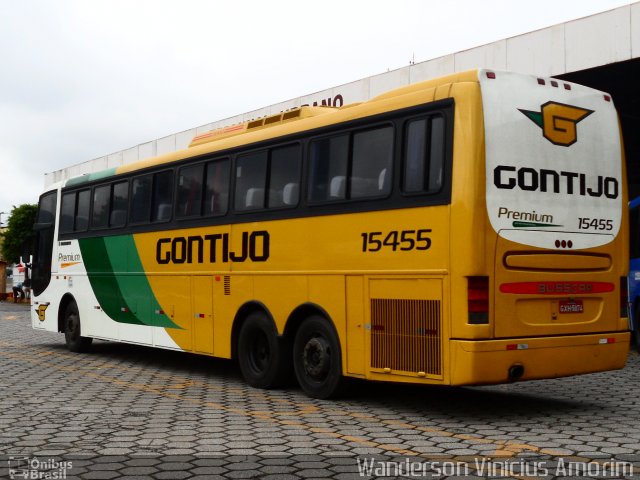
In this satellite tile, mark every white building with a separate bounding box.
[45,2,640,197]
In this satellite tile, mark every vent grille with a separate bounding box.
[370,299,442,376]
[247,119,264,129]
[224,276,231,295]
[282,110,301,120]
[264,114,282,125]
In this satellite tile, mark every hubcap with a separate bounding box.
[250,332,270,373]
[303,336,330,379]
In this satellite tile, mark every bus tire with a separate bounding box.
[237,311,291,389]
[293,315,344,399]
[64,301,92,353]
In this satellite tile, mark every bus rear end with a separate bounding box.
[451,70,629,384]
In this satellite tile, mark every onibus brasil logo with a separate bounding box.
[519,101,593,147]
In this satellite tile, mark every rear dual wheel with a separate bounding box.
[293,315,344,399]
[237,312,344,399]
[237,312,292,388]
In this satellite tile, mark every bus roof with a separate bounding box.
[62,70,482,188]
[62,69,611,189]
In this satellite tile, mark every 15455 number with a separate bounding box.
[361,229,432,252]
[577,217,613,231]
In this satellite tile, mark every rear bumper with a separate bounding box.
[450,332,630,385]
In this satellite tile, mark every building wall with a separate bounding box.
[45,3,640,187]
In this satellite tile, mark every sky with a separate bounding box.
[0,0,633,224]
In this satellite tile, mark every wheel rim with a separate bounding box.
[249,331,270,373]
[302,335,331,380]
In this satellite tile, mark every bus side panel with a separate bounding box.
[447,82,492,341]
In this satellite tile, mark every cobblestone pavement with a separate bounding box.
[1,301,639,479]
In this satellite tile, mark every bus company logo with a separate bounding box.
[37,304,49,322]
[519,101,594,147]
[58,252,81,269]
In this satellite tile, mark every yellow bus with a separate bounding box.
[31,70,630,398]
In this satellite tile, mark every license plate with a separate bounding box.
[559,299,583,314]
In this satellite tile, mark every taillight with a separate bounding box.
[621,277,629,318]
[468,276,489,324]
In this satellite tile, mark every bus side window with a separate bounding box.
[235,151,267,211]
[76,190,90,231]
[152,171,174,222]
[92,185,111,229]
[60,193,76,234]
[110,181,128,227]
[404,115,445,194]
[308,135,349,203]
[268,144,300,208]
[204,159,230,216]
[131,175,152,224]
[177,164,204,218]
[351,126,393,199]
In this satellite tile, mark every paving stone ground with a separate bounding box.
[1,301,639,479]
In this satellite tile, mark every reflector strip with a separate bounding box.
[506,343,529,350]
[500,282,614,295]
[598,338,616,344]
[154,309,165,315]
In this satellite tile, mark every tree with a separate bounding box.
[1,204,37,264]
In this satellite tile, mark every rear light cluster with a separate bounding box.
[468,276,489,325]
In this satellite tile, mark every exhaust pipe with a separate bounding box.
[508,364,525,381]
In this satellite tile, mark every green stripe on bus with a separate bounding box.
[65,168,118,187]
[512,221,563,228]
[79,236,181,329]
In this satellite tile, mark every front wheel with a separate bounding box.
[293,315,344,399]
[64,301,93,353]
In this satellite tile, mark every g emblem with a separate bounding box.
[519,102,594,147]
[37,304,49,322]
